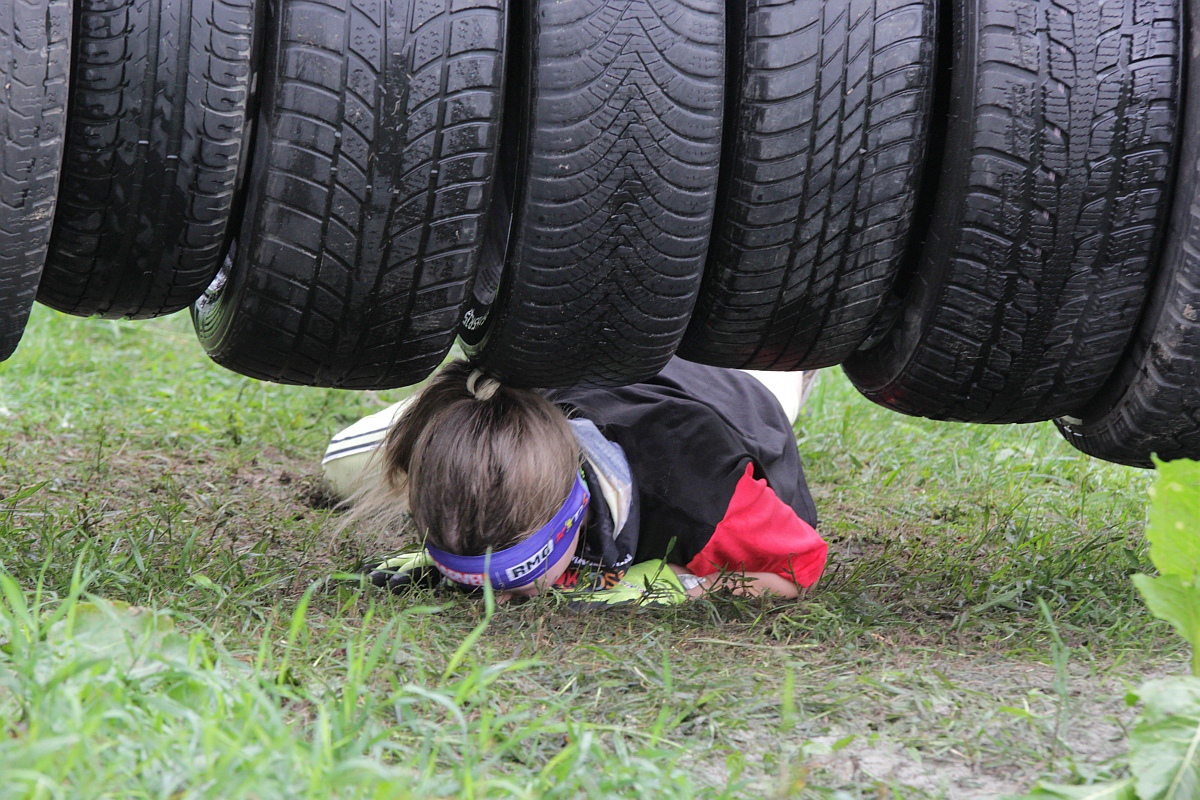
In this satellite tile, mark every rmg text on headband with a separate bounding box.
[425,473,590,590]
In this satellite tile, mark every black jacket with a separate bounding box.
[548,359,817,571]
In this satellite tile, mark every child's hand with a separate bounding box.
[564,560,689,607]
[668,565,801,599]
[367,551,442,594]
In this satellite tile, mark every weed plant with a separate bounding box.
[1019,459,1200,799]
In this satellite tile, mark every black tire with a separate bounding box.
[192,0,506,389]
[677,0,938,371]
[458,0,725,388]
[0,0,70,361]
[38,0,257,320]
[843,0,1182,424]
[1056,0,1200,468]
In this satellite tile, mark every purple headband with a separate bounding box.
[425,473,589,590]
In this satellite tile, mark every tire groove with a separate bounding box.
[194,0,506,389]
[681,0,937,371]
[846,0,1181,424]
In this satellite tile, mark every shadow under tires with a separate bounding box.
[0,0,70,361]
[844,0,1183,424]
[193,0,506,389]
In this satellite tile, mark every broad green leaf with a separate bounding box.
[1129,677,1200,800]
[1147,459,1200,579]
[1133,574,1200,674]
[1010,778,1136,800]
[45,598,187,669]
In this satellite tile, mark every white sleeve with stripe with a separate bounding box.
[321,398,415,500]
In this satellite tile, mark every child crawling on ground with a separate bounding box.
[324,359,828,604]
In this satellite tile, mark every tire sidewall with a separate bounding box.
[458,0,533,366]
[191,0,280,362]
[843,0,976,397]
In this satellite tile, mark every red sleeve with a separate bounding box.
[685,462,827,588]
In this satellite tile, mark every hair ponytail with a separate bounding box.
[465,369,501,402]
[347,360,580,557]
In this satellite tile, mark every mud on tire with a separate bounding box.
[843,0,1182,424]
[193,0,506,389]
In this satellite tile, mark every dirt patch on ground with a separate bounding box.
[713,652,1178,797]
[0,433,407,589]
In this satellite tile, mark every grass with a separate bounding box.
[0,306,1179,798]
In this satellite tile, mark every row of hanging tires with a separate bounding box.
[0,0,1198,469]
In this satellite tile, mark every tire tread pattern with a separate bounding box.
[0,0,69,360]
[845,0,1181,424]
[40,0,256,319]
[680,0,936,371]
[471,0,724,388]
[1058,0,1200,467]
[193,0,505,389]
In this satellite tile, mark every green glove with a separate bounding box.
[368,551,442,594]
[565,560,689,607]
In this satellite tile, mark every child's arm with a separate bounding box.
[668,564,800,599]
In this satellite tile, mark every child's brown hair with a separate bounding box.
[355,360,580,556]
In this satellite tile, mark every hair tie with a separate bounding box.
[466,368,500,402]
